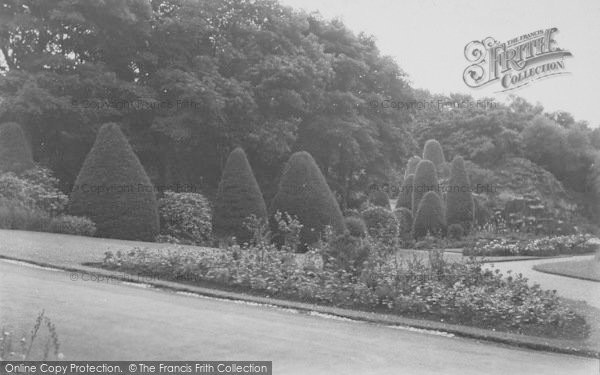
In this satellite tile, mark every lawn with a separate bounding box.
[534,258,600,282]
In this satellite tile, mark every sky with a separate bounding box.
[281,0,600,127]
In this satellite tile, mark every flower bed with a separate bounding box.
[102,242,589,339]
[463,234,598,257]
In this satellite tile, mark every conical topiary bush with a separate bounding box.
[397,174,414,210]
[423,139,446,168]
[413,191,446,239]
[412,159,439,215]
[271,151,345,249]
[213,147,268,243]
[0,122,34,173]
[446,156,474,231]
[68,123,159,241]
[405,156,421,178]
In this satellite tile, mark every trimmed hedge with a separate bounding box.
[446,156,474,231]
[412,159,439,215]
[423,139,445,167]
[397,173,414,210]
[68,123,159,241]
[405,156,421,178]
[413,191,446,239]
[271,151,345,248]
[368,189,390,209]
[213,147,267,243]
[0,122,34,173]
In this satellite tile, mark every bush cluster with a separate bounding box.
[361,206,398,245]
[104,242,589,339]
[463,234,599,257]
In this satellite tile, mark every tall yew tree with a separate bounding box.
[213,147,267,243]
[271,151,345,249]
[446,156,474,230]
[68,123,159,241]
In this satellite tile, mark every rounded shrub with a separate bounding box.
[0,122,34,173]
[412,159,439,215]
[405,156,421,178]
[159,191,212,245]
[68,123,159,241]
[446,156,474,231]
[344,216,367,238]
[396,173,414,210]
[361,206,398,244]
[423,139,446,168]
[48,215,97,237]
[394,207,413,241]
[413,191,446,239]
[368,188,390,209]
[213,147,267,243]
[325,232,371,273]
[448,223,464,240]
[270,151,345,248]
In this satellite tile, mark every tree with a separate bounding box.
[446,156,474,231]
[405,156,421,178]
[68,123,159,241]
[0,122,34,173]
[412,159,439,215]
[213,147,267,243]
[271,151,345,249]
[413,191,446,239]
[397,173,414,210]
[423,139,445,167]
[394,207,413,242]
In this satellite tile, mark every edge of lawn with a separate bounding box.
[1,254,599,359]
[533,261,600,282]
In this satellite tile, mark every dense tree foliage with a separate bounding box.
[68,123,159,241]
[0,0,414,205]
[368,189,390,209]
[213,147,267,243]
[0,122,34,173]
[397,173,414,210]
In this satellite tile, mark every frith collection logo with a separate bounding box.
[463,28,572,91]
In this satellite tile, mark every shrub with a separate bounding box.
[271,151,345,248]
[212,148,267,243]
[448,223,464,240]
[0,199,51,231]
[422,139,445,168]
[362,206,398,245]
[68,123,159,241]
[0,122,34,173]
[368,189,390,209]
[48,215,97,236]
[394,207,413,242]
[158,191,212,245]
[446,156,474,231]
[0,167,68,214]
[396,174,414,210]
[324,232,371,273]
[344,216,367,238]
[405,156,421,178]
[412,159,439,215]
[413,191,446,239]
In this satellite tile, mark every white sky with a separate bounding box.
[281,0,600,127]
